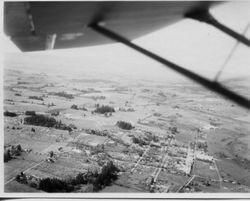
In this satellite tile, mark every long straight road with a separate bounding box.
[152,138,172,183]
[176,174,196,192]
[130,142,152,173]
[213,159,222,189]
[4,160,45,185]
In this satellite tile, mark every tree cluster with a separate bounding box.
[197,141,208,152]
[47,102,56,107]
[51,111,59,116]
[169,126,179,134]
[17,81,29,84]
[132,136,149,146]
[19,161,119,192]
[4,111,18,117]
[116,121,133,130]
[24,114,76,132]
[39,177,73,192]
[91,96,106,101]
[29,96,44,101]
[144,132,159,143]
[71,104,78,110]
[4,144,22,162]
[4,149,12,162]
[49,91,74,99]
[25,111,36,116]
[71,104,88,111]
[94,105,115,114]
[92,161,119,191]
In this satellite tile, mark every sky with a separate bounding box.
[2,1,250,83]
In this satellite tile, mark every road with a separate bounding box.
[152,138,172,183]
[4,160,45,185]
[213,159,222,189]
[176,137,197,192]
[130,142,152,173]
[111,157,170,171]
[176,174,196,192]
[4,149,69,186]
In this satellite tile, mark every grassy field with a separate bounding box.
[3,67,250,193]
[5,180,42,192]
[193,160,218,180]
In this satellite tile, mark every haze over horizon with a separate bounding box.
[3,1,250,83]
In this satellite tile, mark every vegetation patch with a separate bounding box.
[4,144,23,162]
[49,91,74,99]
[29,96,44,101]
[169,126,179,134]
[132,136,149,146]
[71,104,87,111]
[16,161,119,192]
[4,111,18,117]
[17,81,29,85]
[24,114,76,132]
[94,105,115,114]
[25,111,36,116]
[116,121,133,130]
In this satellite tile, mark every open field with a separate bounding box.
[3,65,250,193]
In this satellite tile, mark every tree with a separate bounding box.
[71,104,78,110]
[75,173,88,185]
[94,105,115,114]
[39,177,73,192]
[28,96,44,101]
[16,144,22,152]
[24,114,76,131]
[49,151,54,158]
[25,111,36,116]
[15,174,21,182]
[92,161,119,191]
[116,121,133,130]
[49,91,74,99]
[4,111,17,117]
[4,149,11,162]
[51,111,59,116]
[132,136,148,146]
[169,126,179,134]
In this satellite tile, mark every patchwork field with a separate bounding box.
[3,65,250,193]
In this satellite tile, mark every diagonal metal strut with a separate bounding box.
[185,10,250,47]
[89,23,250,109]
[214,22,250,82]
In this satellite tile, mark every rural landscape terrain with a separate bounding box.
[3,53,250,193]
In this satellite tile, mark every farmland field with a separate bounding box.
[3,50,250,193]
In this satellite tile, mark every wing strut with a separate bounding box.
[214,22,250,82]
[45,34,57,50]
[89,23,250,109]
[185,10,250,47]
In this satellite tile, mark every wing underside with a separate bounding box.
[4,1,215,51]
[4,2,250,109]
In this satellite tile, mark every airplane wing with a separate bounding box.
[4,1,250,109]
[4,1,217,51]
